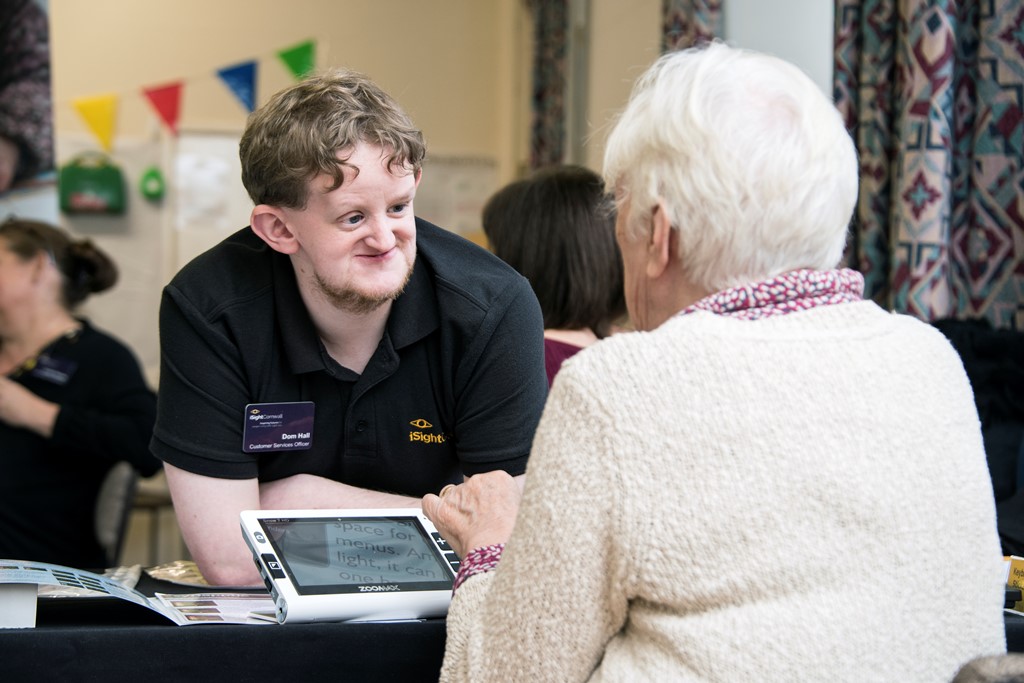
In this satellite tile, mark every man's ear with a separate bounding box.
[250,205,298,255]
[646,200,673,279]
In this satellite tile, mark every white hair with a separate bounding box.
[603,42,859,292]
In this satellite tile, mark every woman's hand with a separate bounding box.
[0,376,59,437]
[422,470,522,558]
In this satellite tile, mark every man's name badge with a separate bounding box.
[242,401,315,453]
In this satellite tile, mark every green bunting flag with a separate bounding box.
[68,39,319,150]
[277,40,316,80]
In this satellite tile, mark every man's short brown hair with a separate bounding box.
[239,68,426,209]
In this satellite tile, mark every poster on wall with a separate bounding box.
[413,155,497,247]
[173,131,253,271]
[171,134,499,267]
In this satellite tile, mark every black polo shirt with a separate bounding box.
[151,218,547,497]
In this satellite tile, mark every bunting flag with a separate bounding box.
[66,39,317,151]
[72,93,119,151]
[277,40,316,80]
[217,61,258,113]
[141,81,184,135]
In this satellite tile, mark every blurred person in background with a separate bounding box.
[482,165,626,385]
[0,218,158,568]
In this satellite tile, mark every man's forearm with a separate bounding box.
[259,473,421,510]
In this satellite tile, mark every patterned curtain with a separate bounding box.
[834,0,1024,330]
[529,0,568,170]
[662,0,723,52]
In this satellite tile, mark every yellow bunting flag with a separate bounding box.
[72,93,119,151]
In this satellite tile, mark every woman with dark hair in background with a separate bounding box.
[0,218,158,568]
[482,165,626,385]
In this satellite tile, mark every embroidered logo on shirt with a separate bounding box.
[408,418,447,444]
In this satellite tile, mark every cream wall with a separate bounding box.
[584,0,662,171]
[48,0,540,384]
[46,0,665,384]
[50,0,665,195]
[51,0,531,169]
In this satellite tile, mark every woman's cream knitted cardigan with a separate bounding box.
[441,301,1006,682]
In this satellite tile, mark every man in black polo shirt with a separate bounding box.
[151,69,547,586]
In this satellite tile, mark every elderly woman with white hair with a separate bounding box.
[423,42,1006,681]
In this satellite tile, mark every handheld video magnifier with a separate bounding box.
[240,508,459,624]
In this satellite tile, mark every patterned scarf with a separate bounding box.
[680,268,865,321]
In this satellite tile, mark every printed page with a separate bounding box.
[154,592,277,625]
[0,559,185,624]
[0,559,276,625]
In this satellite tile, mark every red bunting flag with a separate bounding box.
[142,82,184,135]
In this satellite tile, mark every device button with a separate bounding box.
[254,532,266,543]
[261,553,287,579]
[431,532,452,551]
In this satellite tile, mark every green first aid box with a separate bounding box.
[59,152,126,214]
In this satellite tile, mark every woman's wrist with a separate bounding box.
[453,543,505,591]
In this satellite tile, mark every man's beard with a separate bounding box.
[314,262,414,315]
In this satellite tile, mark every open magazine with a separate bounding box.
[0,559,275,626]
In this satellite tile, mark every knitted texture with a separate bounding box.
[453,544,504,591]
[682,268,864,320]
[441,300,1006,682]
